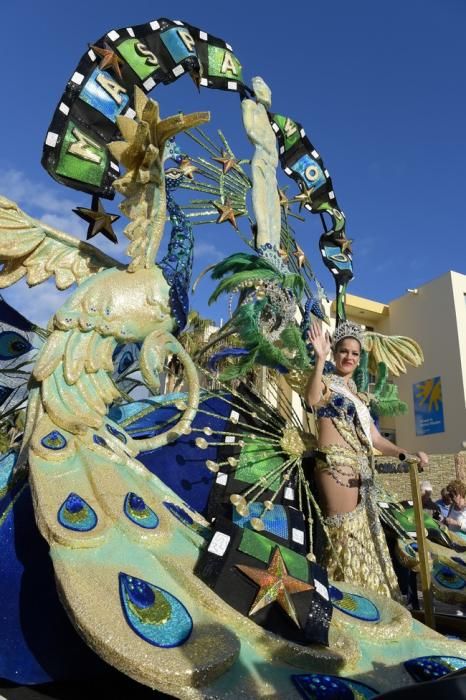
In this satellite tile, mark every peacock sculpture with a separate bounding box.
[1,17,466,700]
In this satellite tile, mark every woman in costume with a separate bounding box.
[305,321,428,599]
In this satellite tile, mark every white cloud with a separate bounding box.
[194,241,223,261]
[1,278,67,329]
[40,212,86,238]
[0,169,78,215]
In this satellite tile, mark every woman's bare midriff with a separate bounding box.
[315,417,360,517]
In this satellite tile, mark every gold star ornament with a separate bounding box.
[178,158,198,180]
[236,546,313,627]
[293,243,306,268]
[212,150,240,173]
[213,199,243,229]
[90,43,124,81]
[293,187,314,211]
[278,188,291,213]
[334,236,353,254]
[73,196,120,244]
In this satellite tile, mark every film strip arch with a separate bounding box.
[41,17,352,322]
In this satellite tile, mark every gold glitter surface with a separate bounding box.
[53,554,240,695]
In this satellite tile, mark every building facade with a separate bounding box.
[338,271,466,454]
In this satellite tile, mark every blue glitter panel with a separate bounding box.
[57,493,97,532]
[119,572,192,648]
[290,154,326,190]
[329,586,380,622]
[433,562,466,590]
[233,503,289,540]
[404,655,466,682]
[41,430,67,451]
[160,27,196,64]
[106,423,127,444]
[0,330,33,360]
[79,68,129,123]
[292,672,379,699]
[123,492,159,530]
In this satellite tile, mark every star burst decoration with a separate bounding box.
[236,546,313,627]
[73,196,120,243]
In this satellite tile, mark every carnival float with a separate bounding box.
[0,16,465,699]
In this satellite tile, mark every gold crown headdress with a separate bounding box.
[332,321,365,348]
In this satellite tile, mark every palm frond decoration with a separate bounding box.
[364,332,424,377]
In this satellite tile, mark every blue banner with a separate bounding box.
[412,376,445,436]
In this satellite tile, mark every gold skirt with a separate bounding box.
[323,499,401,600]
[317,445,401,600]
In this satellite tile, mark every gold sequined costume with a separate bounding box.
[314,375,401,600]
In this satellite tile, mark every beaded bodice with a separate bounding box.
[316,374,372,453]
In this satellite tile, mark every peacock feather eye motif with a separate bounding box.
[119,573,192,647]
[163,501,210,539]
[57,493,97,531]
[292,672,378,699]
[106,423,127,444]
[41,430,67,450]
[404,655,466,682]
[123,492,159,529]
[0,330,33,361]
[329,585,380,622]
[433,562,466,590]
[93,434,108,448]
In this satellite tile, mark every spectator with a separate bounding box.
[444,480,466,531]
[435,487,453,521]
[420,480,440,519]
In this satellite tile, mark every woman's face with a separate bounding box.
[453,493,466,509]
[334,337,361,376]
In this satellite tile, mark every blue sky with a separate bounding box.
[1,0,465,327]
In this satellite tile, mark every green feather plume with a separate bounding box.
[208,269,278,304]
